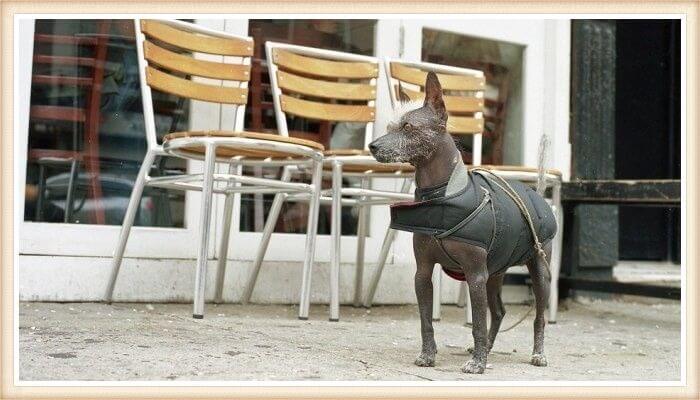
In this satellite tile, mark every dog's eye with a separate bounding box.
[402,122,414,130]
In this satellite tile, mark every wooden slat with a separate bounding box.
[28,149,82,161]
[33,55,96,67]
[390,62,485,91]
[30,105,86,122]
[32,75,92,86]
[446,116,484,135]
[277,70,376,100]
[140,20,253,56]
[397,86,484,113]
[34,34,97,46]
[144,41,250,81]
[273,49,378,79]
[559,277,680,300]
[560,180,681,205]
[280,94,375,123]
[146,67,248,105]
[324,149,370,156]
[164,130,324,151]
[470,164,562,177]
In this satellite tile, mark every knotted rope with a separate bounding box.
[470,167,550,271]
[464,167,551,333]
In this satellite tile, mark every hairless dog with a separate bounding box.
[368,72,556,374]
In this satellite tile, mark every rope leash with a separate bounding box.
[470,167,550,271]
[464,167,550,333]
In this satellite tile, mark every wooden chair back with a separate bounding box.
[135,19,254,148]
[265,41,379,149]
[384,58,486,165]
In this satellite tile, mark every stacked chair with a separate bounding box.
[105,19,326,319]
[363,59,487,322]
[107,19,562,323]
[241,42,414,321]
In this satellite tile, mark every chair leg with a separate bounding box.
[329,161,343,321]
[192,143,217,319]
[362,226,397,308]
[214,163,241,304]
[64,158,79,223]
[353,177,370,307]
[549,181,564,323]
[241,167,291,304]
[464,281,473,324]
[35,163,46,222]
[298,160,323,320]
[457,282,468,307]
[104,150,156,303]
[362,178,412,308]
[432,266,441,321]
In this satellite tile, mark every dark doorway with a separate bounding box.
[615,20,681,263]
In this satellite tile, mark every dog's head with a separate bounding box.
[369,71,448,165]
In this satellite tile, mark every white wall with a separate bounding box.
[19,255,530,304]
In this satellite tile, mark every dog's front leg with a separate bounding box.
[449,243,489,374]
[462,267,488,374]
[413,235,437,367]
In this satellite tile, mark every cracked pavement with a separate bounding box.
[19,299,680,381]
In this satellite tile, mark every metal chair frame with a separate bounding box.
[363,58,564,324]
[240,42,415,321]
[104,19,325,319]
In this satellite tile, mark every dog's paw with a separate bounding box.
[461,359,486,374]
[414,352,436,367]
[531,353,548,367]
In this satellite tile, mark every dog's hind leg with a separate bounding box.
[526,243,552,367]
[486,273,506,352]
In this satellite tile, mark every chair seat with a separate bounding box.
[470,164,562,178]
[162,130,325,159]
[323,148,414,173]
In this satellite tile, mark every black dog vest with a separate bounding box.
[390,165,557,280]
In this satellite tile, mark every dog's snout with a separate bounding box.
[368,142,378,154]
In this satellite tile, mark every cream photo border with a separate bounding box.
[1,1,697,399]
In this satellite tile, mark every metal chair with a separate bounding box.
[363,58,485,320]
[104,19,325,319]
[365,58,564,324]
[241,42,414,321]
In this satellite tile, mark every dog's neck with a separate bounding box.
[414,134,464,189]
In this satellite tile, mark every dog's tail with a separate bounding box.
[535,133,551,196]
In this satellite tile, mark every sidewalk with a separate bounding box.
[19,299,680,381]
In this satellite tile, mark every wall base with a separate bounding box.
[19,255,531,304]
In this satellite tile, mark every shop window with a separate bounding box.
[422,28,525,166]
[24,19,187,227]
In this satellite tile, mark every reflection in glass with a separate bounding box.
[24,19,187,227]
[422,28,525,165]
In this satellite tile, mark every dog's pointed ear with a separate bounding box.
[397,82,411,103]
[423,71,447,122]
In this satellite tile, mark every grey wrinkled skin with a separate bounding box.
[369,72,552,374]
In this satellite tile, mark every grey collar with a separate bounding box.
[445,162,469,196]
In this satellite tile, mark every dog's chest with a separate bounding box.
[413,233,485,281]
